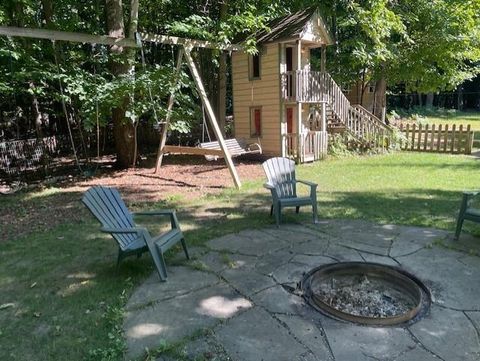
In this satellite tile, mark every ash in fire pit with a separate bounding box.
[313,274,415,318]
[301,262,431,326]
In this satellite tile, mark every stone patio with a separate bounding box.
[123,220,480,360]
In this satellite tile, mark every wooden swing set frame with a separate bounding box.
[0,26,243,188]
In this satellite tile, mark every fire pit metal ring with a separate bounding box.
[300,262,431,326]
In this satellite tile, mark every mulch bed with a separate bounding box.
[0,155,265,241]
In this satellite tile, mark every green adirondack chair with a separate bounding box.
[455,191,480,240]
[263,157,318,226]
[82,186,189,281]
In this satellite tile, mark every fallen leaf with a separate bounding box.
[30,282,37,288]
[33,312,41,318]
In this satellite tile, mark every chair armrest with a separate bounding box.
[297,179,317,199]
[133,210,180,229]
[100,227,147,236]
[263,183,275,190]
[297,179,317,188]
[463,191,480,208]
[133,210,176,216]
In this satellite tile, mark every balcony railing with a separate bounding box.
[281,70,330,103]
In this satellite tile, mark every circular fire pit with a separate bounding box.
[300,262,431,326]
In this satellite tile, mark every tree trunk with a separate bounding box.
[216,0,228,136]
[105,0,135,168]
[41,0,54,28]
[417,93,423,107]
[373,74,386,121]
[426,92,434,108]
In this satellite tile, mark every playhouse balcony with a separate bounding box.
[281,70,336,103]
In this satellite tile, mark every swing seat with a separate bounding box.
[200,138,262,161]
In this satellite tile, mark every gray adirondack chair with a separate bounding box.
[262,157,318,226]
[454,191,480,240]
[82,186,189,281]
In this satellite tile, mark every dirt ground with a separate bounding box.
[0,155,265,241]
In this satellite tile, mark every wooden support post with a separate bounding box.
[296,40,302,163]
[443,124,449,152]
[436,124,442,151]
[459,124,464,153]
[279,43,287,157]
[430,124,435,151]
[423,124,429,151]
[321,102,327,132]
[155,48,184,172]
[451,124,456,153]
[417,124,422,151]
[466,125,473,154]
[183,46,241,189]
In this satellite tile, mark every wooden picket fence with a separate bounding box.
[399,123,474,155]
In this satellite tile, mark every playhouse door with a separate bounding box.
[286,107,293,134]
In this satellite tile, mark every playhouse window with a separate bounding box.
[249,54,261,80]
[250,107,262,137]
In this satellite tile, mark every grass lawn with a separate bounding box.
[1,152,479,360]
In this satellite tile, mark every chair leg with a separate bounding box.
[270,204,274,216]
[296,206,300,214]
[155,249,168,281]
[275,205,281,227]
[116,250,123,268]
[312,201,318,224]
[181,238,190,259]
[454,217,465,241]
[455,194,469,241]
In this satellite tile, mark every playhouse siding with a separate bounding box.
[232,43,281,156]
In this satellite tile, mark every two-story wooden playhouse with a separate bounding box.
[232,8,393,163]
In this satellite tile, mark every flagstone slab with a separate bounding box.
[214,308,316,361]
[251,285,305,315]
[124,282,252,359]
[126,266,220,310]
[276,314,334,360]
[321,316,417,361]
[390,226,448,258]
[409,305,480,361]
[397,247,480,310]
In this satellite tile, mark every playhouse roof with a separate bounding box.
[236,7,334,47]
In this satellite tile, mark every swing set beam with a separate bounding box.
[0,26,241,51]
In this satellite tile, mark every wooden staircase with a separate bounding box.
[285,70,396,151]
[320,72,395,150]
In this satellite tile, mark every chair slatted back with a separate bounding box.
[82,186,137,250]
[262,157,297,198]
